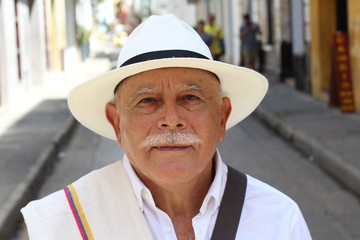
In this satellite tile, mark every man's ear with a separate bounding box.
[219,97,232,141]
[105,103,122,146]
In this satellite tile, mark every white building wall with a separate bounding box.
[222,0,234,63]
[222,0,230,63]
[0,0,19,106]
[76,0,93,30]
[64,0,78,72]
[256,1,267,44]
[161,0,195,26]
[0,2,4,106]
[270,0,282,74]
[30,0,47,86]
[231,0,241,65]
[194,1,207,21]
[97,0,116,25]
[17,1,32,91]
[152,0,170,15]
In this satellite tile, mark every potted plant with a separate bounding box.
[76,26,91,61]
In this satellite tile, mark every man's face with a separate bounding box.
[106,67,231,187]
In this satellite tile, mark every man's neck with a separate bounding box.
[146,161,214,240]
[147,161,214,218]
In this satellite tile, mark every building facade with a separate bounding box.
[0,0,92,110]
[310,0,360,112]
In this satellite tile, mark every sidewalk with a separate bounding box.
[0,39,112,239]
[255,73,360,197]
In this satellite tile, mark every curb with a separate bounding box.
[0,116,77,240]
[254,105,360,197]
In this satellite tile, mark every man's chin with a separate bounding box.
[148,166,197,185]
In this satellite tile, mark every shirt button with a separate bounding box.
[163,226,171,233]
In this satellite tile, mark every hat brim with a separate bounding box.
[68,58,268,140]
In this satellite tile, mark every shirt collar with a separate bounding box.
[122,150,227,214]
[122,155,151,212]
[199,151,227,215]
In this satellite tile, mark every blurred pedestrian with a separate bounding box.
[240,14,261,69]
[204,14,225,61]
[196,20,213,48]
[21,14,311,240]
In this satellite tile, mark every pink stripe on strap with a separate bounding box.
[64,185,94,240]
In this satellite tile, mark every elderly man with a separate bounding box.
[21,14,311,239]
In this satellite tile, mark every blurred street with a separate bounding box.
[2,38,358,240]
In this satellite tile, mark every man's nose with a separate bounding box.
[157,102,186,130]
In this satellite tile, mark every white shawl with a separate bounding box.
[21,161,153,240]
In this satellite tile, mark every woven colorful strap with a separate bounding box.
[64,184,95,240]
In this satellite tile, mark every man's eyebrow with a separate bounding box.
[181,83,204,92]
[181,83,214,100]
[128,87,156,103]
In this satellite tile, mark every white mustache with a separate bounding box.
[139,132,203,148]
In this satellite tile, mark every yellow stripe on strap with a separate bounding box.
[64,184,95,240]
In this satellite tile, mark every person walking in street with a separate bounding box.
[240,14,261,69]
[21,14,311,239]
[204,14,225,61]
[196,20,213,48]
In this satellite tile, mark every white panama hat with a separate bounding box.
[68,14,268,140]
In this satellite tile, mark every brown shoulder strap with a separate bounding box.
[211,165,247,240]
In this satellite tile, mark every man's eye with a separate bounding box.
[139,98,155,104]
[181,95,201,105]
[184,95,199,100]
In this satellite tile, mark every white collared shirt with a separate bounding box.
[123,151,312,240]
